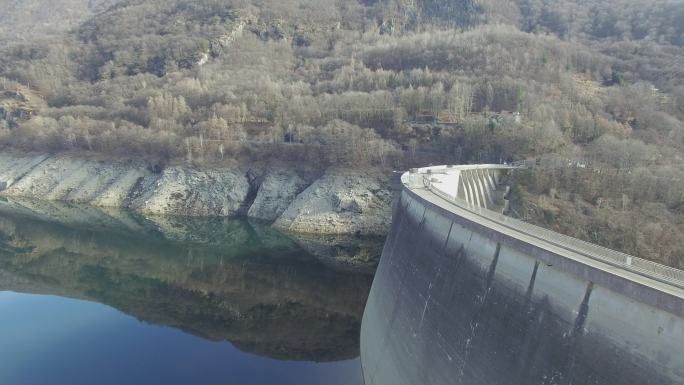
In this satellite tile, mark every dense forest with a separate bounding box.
[0,0,120,45]
[0,0,683,266]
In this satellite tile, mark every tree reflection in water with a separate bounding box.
[0,200,380,362]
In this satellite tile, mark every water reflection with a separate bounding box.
[0,292,364,385]
[0,199,379,384]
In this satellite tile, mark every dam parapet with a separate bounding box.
[361,164,684,385]
[404,165,684,292]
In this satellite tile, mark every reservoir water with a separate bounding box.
[0,201,380,385]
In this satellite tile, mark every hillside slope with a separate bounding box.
[0,0,120,44]
[0,0,682,264]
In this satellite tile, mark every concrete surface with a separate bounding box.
[361,165,684,385]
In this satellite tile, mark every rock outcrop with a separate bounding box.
[0,153,148,206]
[247,171,310,221]
[273,170,393,235]
[0,86,44,128]
[127,166,250,217]
[0,151,393,235]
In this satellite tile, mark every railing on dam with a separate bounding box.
[402,165,684,290]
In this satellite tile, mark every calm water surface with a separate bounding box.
[0,202,379,385]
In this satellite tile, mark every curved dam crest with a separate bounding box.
[361,165,684,385]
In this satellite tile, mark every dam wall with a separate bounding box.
[361,166,684,385]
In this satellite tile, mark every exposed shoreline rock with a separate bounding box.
[273,169,393,236]
[247,171,310,221]
[0,151,393,236]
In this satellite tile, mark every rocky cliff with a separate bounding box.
[0,151,393,235]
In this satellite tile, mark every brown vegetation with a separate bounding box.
[511,160,684,268]
[0,0,683,265]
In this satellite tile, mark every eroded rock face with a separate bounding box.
[0,153,150,206]
[247,171,311,221]
[127,166,250,217]
[0,87,42,128]
[273,170,393,236]
[0,152,394,236]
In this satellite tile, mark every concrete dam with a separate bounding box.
[361,165,684,385]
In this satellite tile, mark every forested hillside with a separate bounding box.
[0,0,683,265]
[0,0,120,44]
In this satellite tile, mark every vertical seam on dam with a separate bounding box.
[442,222,454,254]
[525,260,541,304]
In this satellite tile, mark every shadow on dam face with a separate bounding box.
[361,190,684,385]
